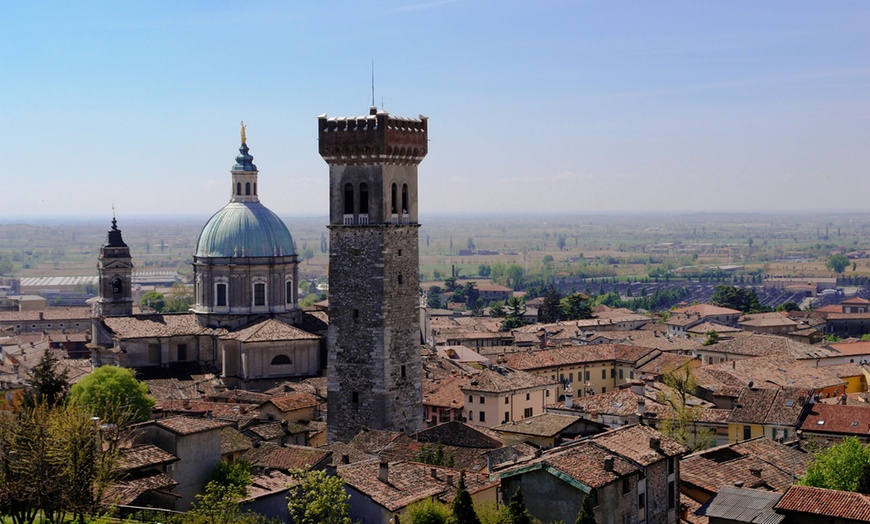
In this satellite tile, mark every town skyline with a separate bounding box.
[3,1,869,219]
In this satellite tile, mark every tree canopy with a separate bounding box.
[69,366,154,425]
[826,253,850,274]
[448,473,481,524]
[709,285,766,313]
[285,469,351,524]
[23,350,69,409]
[799,436,870,492]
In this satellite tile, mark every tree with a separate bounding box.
[207,460,252,489]
[799,436,870,492]
[505,264,524,289]
[69,366,155,425]
[188,480,248,524]
[506,488,532,524]
[858,462,870,495]
[702,330,719,346]
[562,293,593,320]
[556,234,567,251]
[489,303,506,318]
[285,469,351,524]
[500,297,526,332]
[139,291,165,312]
[538,286,564,323]
[709,285,765,313]
[23,350,69,409]
[657,364,713,451]
[826,254,850,274]
[776,301,800,312]
[405,497,451,524]
[301,247,315,263]
[164,283,194,313]
[575,492,597,524]
[448,473,480,524]
[478,264,491,277]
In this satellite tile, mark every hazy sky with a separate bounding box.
[2,1,868,220]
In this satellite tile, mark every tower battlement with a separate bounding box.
[318,108,428,165]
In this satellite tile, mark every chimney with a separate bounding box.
[565,391,573,409]
[604,455,614,472]
[341,454,350,464]
[840,394,848,405]
[749,467,762,477]
[447,474,454,486]
[39,312,44,320]
[379,461,389,483]
[650,437,662,452]
[636,397,646,416]
[430,468,438,479]
[630,381,645,396]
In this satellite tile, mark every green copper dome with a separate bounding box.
[195,202,295,258]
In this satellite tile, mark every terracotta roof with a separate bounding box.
[261,392,319,413]
[245,421,286,441]
[686,321,743,335]
[461,365,557,394]
[224,318,319,342]
[672,304,742,317]
[153,399,260,422]
[338,460,498,512]
[321,441,379,468]
[221,426,253,456]
[590,424,689,466]
[103,313,224,339]
[240,443,330,471]
[704,354,846,391]
[504,344,657,371]
[244,469,298,501]
[829,340,870,356]
[492,413,581,437]
[499,440,638,489]
[775,485,870,521]
[738,312,799,328]
[206,389,272,404]
[799,403,870,436]
[702,334,836,359]
[119,444,178,471]
[104,473,179,505]
[144,374,222,400]
[414,420,502,449]
[422,371,466,409]
[348,428,404,454]
[150,416,230,435]
[726,387,812,426]
[841,297,870,305]
[0,308,91,322]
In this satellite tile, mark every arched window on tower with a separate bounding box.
[245,182,251,195]
[359,183,369,215]
[253,282,266,307]
[402,184,409,216]
[391,183,398,215]
[111,277,123,296]
[236,182,242,196]
[343,183,354,215]
[285,279,294,306]
[253,183,257,195]
[216,283,228,307]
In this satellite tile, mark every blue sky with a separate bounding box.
[2,1,868,220]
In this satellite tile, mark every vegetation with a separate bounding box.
[709,285,768,313]
[800,436,870,492]
[499,297,527,332]
[69,366,155,425]
[574,493,597,524]
[405,498,451,524]
[657,364,713,451]
[827,253,850,274]
[506,488,532,524]
[22,350,69,409]
[416,442,455,468]
[140,291,166,312]
[285,469,352,524]
[448,473,481,524]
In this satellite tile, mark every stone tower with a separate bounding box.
[319,107,428,442]
[95,216,133,317]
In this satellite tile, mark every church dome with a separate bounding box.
[195,201,295,258]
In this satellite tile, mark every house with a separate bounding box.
[240,469,298,522]
[498,424,688,524]
[502,343,659,398]
[737,312,799,335]
[797,402,870,444]
[492,412,587,449]
[257,392,320,424]
[672,304,742,326]
[774,485,870,524]
[338,460,498,524]
[461,365,558,427]
[725,386,813,443]
[130,416,230,511]
[239,442,331,473]
[105,444,181,513]
[680,437,809,505]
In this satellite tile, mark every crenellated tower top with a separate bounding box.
[318,108,428,166]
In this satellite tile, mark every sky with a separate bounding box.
[2,1,869,221]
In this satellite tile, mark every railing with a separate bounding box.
[343,214,354,225]
[358,214,369,225]
[343,214,370,225]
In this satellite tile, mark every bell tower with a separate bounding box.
[319,107,428,442]
[96,216,134,317]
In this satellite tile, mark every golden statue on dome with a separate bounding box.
[240,120,247,145]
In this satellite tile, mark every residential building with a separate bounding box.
[461,365,558,427]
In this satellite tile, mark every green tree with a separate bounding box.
[575,492,597,524]
[562,293,593,320]
[448,473,480,524]
[709,285,765,313]
[799,436,870,492]
[538,286,563,323]
[285,469,351,524]
[702,330,719,346]
[506,488,532,524]
[164,283,194,313]
[405,497,451,524]
[826,254,850,274]
[188,481,248,524]
[489,303,506,318]
[208,460,252,489]
[776,301,800,312]
[140,291,165,312]
[657,364,713,451]
[69,366,155,425]
[505,264,524,289]
[23,350,70,409]
[301,247,315,263]
[500,297,526,332]
[478,264,491,277]
[858,462,870,495]
[416,443,455,468]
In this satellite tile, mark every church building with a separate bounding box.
[90,126,325,386]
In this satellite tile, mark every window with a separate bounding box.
[504,412,510,423]
[523,407,533,418]
[401,183,409,214]
[479,396,485,404]
[245,182,251,195]
[398,274,403,285]
[585,371,590,381]
[619,369,624,380]
[743,425,752,441]
[525,393,530,401]
[397,249,402,256]
[344,183,355,214]
[271,355,291,365]
[358,183,369,214]
[668,481,675,509]
[611,369,615,379]
[352,392,359,404]
[569,372,573,382]
[391,183,398,214]
[216,283,227,307]
[479,411,486,422]
[352,309,359,319]
[285,280,293,305]
[177,344,187,361]
[602,387,606,393]
[630,371,634,379]
[602,369,606,379]
[668,457,675,475]
[236,182,242,195]
[468,411,473,421]
[622,477,631,494]
[504,397,509,404]
[253,183,256,195]
[401,365,406,378]
[546,389,550,397]
[111,277,123,296]
[254,283,266,306]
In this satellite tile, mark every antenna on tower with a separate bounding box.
[371,60,376,108]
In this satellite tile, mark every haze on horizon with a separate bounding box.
[2,1,868,220]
